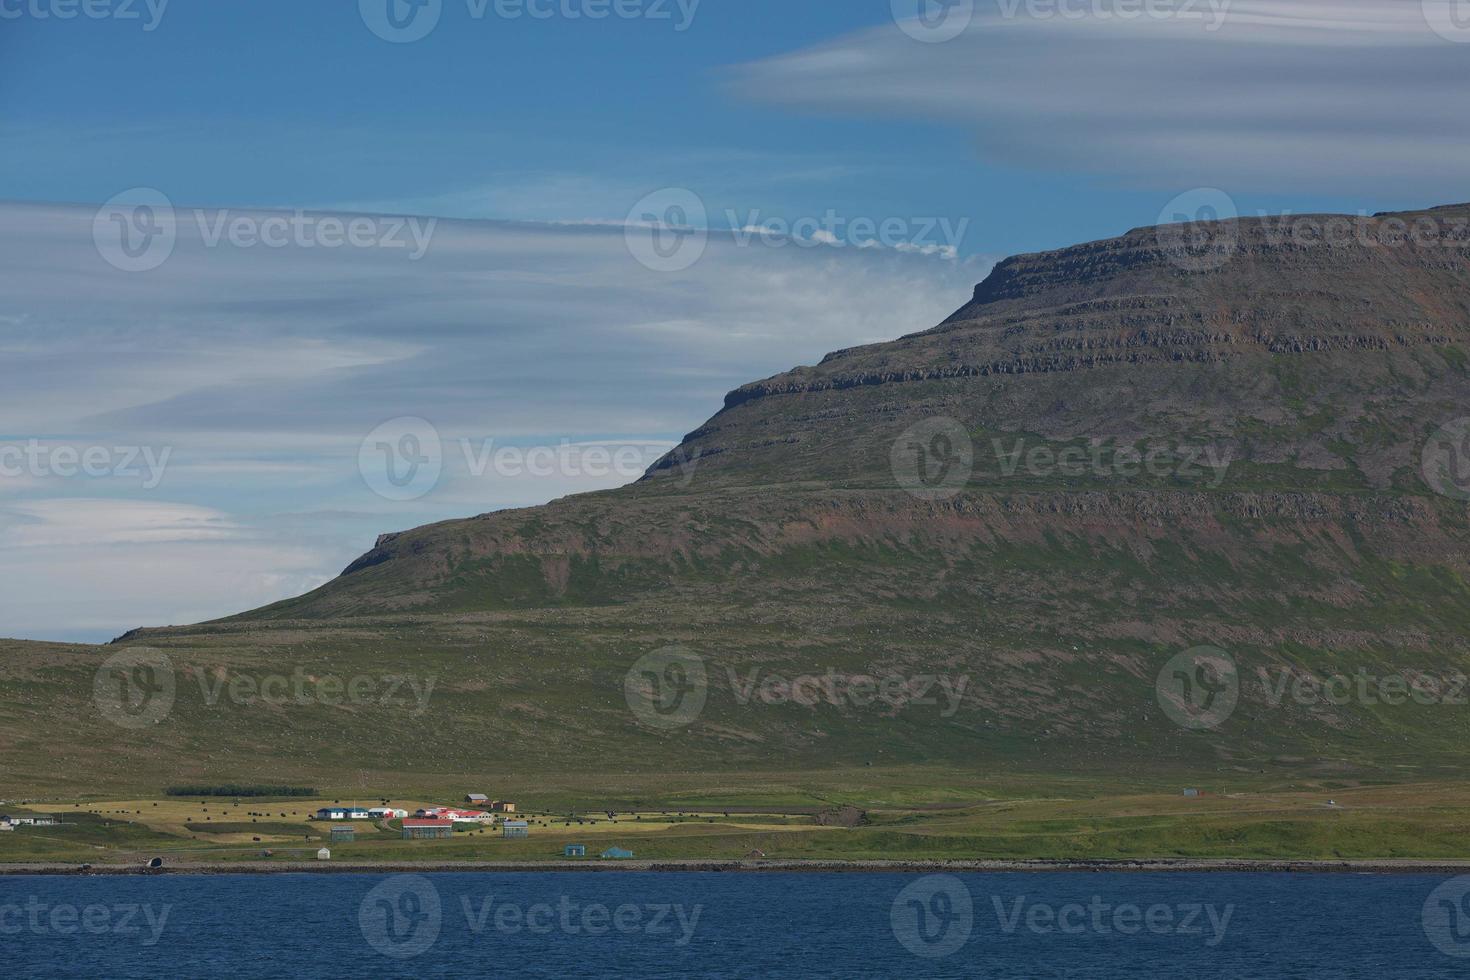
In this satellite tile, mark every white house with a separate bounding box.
[314,807,371,821]
[368,807,409,819]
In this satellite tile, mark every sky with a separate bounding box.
[2,0,1469,641]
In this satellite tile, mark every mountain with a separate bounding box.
[11,203,1470,798]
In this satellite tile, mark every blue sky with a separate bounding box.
[3,0,1469,640]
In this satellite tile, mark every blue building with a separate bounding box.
[564,844,586,857]
[502,821,529,839]
[601,847,634,859]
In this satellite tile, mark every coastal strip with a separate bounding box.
[5,858,1470,876]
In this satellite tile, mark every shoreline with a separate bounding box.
[5,857,1470,876]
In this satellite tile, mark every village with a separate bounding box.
[302,795,645,859]
[0,790,712,863]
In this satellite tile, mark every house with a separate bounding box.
[502,821,529,839]
[416,807,495,824]
[314,806,369,821]
[564,844,586,857]
[402,819,454,840]
[465,794,489,805]
[601,847,634,860]
[1,815,57,827]
[368,807,409,820]
[330,826,356,843]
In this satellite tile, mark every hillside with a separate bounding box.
[6,203,1470,799]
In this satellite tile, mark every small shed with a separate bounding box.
[316,848,331,861]
[564,844,587,857]
[502,821,529,839]
[601,847,634,860]
[330,826,356,843]
[1183,788,1201,798]
[402,819,454,840]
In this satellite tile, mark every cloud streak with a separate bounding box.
[732,0,1470,195]
[0,200,986,640]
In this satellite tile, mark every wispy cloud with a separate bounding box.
[0,200,987,640]
[732,0,1470,195]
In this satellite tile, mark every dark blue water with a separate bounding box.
[3,872,1470,977]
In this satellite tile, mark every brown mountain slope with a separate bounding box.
[221,203,1470,628]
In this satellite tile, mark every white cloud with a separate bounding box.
[732,0,1470,195]
[0,200,987,640]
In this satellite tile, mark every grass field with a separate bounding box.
[5,780,1470,866]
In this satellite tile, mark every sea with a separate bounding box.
[3,871,1469,977]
